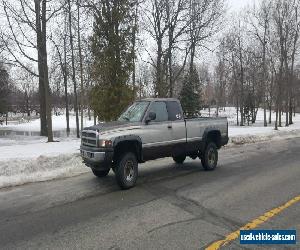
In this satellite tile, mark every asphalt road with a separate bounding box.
[0,137,299,249]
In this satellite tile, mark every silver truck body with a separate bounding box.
[80,98,228,188]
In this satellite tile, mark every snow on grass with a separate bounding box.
[203,107,300,145]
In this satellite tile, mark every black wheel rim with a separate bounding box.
[124,160,134,182]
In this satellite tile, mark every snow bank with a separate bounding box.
[0,138,89,189]
[0,139,80,160]
[229,129,300,145]
[0,153,88,189]
[223,107,300,145]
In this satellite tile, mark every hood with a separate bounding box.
[83,121,142,134]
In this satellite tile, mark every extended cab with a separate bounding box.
[80,98,228,189]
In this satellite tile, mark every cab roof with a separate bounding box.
[139,98,180,102]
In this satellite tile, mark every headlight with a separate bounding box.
[99,140,113,148]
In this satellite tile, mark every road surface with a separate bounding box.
[0,137,299,249]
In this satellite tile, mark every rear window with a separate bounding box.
[167,101,183,121]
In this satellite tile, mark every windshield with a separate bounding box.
[118,101,149,122]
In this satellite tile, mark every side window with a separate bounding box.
[149,102,168,122]
[167,101,183,121]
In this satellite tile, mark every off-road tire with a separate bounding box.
[115,152,138,190]
[201,142,218,171]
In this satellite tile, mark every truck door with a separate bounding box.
[166,101,186,156]
[142,101,173,160]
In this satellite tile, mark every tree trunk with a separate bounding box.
[68,0,80,138]
[168,25,175,98]
[269,105,272,124]
[275,107,278,130]
[35,1,47,137]
[240,105,244,126]
[285,99,289,127]
[289,98,293,124]
[88,107,91,121]
[236,100,239,126]
[35,0,52,141]
[156,39,163,97]
[77,0,84,131]
[94,111,97,125]
[41,0,53,142]
[262,34,267,127]
[25,91,30,117]
[132,4,138,92]
[238,36,244,126]
[279,107,282,127]
[63,32,70,136]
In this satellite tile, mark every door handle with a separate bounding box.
[167,125,172,129]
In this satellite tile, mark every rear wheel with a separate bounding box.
[201,142,218,171]
[92,169,110,178]
[115,152,138,190]
[173,155,186,164]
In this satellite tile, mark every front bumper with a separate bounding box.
[80,145,113,170]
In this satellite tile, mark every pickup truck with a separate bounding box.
[80,98,228,189]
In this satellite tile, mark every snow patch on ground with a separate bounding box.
[0,154,88,189]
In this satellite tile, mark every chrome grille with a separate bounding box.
[81,130,98,147]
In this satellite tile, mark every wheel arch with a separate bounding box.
[113,135,143,163]
[202,129,222,149]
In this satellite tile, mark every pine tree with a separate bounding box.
[90,0,136,121]
[180,66,202,117]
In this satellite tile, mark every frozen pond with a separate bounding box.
[0,128,78,138]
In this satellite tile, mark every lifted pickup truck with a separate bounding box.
[80,98,228,189]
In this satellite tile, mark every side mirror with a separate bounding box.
[146,112,156,124]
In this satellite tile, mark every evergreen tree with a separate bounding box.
[90,0,136,121]
[180,66,202,117]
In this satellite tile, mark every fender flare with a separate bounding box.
[113,135,143,162]
[202,128,221,149]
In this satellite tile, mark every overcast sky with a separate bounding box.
[228,0,258,11]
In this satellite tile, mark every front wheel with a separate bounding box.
[201,142,218,171]
[92,169,110,178]
[115,152,138,190]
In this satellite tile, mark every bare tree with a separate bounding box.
[188,0,224,73]
[142,0,169,97]
[67,0,80,138]
[51,16,71,135]
[0,0,57,141]
[17,67,37,117]
[77,0,85,131]
[248,0,272,127]
[164,0,189,97]
[288,1,300,125]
